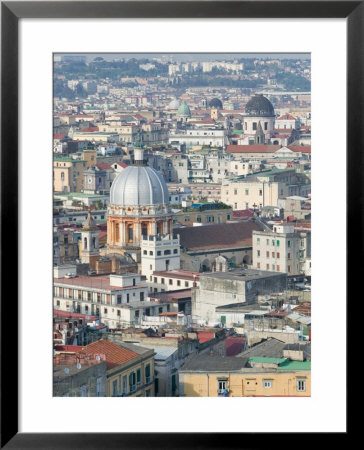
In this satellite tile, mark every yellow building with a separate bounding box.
[54,147,97,193]
[179,355,310,397]
[79,339,155,397]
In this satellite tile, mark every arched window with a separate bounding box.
[115,223,120,241]
[92,237,96,248]
[84,237,87,250]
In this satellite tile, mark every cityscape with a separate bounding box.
[53,53,311,398]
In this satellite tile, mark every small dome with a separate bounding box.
[167,98,180,110]
[177,101,191,117]
[110,166,169,207]
[209,98,223,109]
[245,94,275,117]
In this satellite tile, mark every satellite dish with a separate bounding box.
[64,368,70,375]
[77,363,81,369]
[96,355,101,361]
[53,349,57,356]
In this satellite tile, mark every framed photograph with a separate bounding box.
[1,1,356,448]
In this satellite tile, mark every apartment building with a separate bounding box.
[252,223,311,275]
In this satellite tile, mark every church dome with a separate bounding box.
[245,94,275,117]
[110,165,169,207]
[209,98,223,109]
[177,101,191,117]
[167,98,180,110]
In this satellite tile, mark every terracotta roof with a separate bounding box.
[277,113,297,120]
[79,339,139,369]
[274,128,295,133]
[114,162,128,168]
[175,221,261,251]
[226,145,281,154]
[96,163,112,170]
[232,209,254,219]
[287,145,311,153]
[53,309,98,321]
[54,276,144,292]
[80,126,99,132]
[55,345,83,352]
[54,133,66,140]
[152,270,199,281]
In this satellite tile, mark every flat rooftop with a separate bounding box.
[200,268,286,282]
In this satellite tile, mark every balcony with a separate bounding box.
[217,389,229,397]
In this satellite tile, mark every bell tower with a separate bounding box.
[80,210,100,268]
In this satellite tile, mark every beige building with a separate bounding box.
[222,168,311,210]
[179,357,311,397]
[252,224,311,275]
[54,148,97,193]
[78,339,155,397]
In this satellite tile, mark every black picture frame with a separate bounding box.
[1,1,356,448]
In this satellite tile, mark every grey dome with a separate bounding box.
[209,98,223,109]
[110,166,169,206]
[167,98,180,110]
[245,94,275,117]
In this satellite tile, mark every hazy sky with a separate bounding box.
[57,53,310,63]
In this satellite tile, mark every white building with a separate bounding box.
[168,128,227,149]
[141,233,181,279]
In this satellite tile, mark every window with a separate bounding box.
[145,364,151,383]
[140,292,144,301]
[234,189,237,195]
[264,122,268,130]
[277,265,280,272]
[164,250,171,255]
[117,310,121,317]
[257,238,260,245]
[185,281,189,287]
[266,264,270,270]
[263,380,272,388]
[126,294,129,303]
[143,250,147,255]
[154,277,157,283]
[252,122,257,130]
[136,369,141,386]
[257,250,260,257]
[288,240,291,247]
[288,253,291,259]
[272,252,275,258]
[157,251,161,256]
[272,240,275,246]
[257,262,261,269]
[104,308,108,314]
[112,380,118,396]
[245,189,249,195]
[96,377,102,397]
[116,295,121,304]
[161,278,165,284]
[177,280,181,286]
[266,251,269,258]
[123,376,127,394]
[276,240,280,246]
[218,380,227,390]
[277,252,280,259]
[173,249,178,254]
[129,373,136,392]
[296,379,306,392]
[149,251,153,256]
[259,190,262,196]
[169,279,173,285]
[80,385,87,397]
[288,265,291,273]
